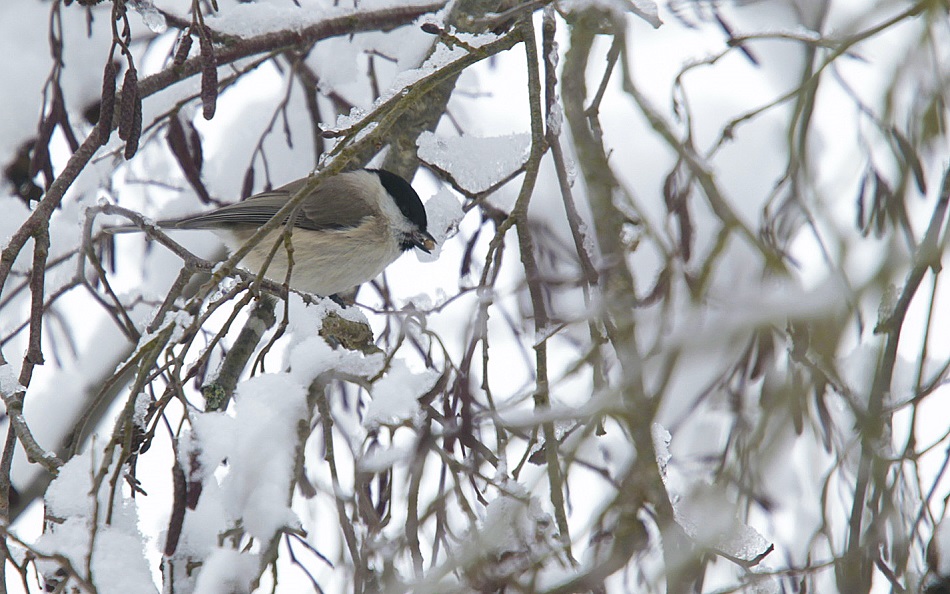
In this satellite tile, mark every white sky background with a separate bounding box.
[1,0,949,592]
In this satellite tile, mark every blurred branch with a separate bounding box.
[840,165,950,591]
[619,46,786,272]
[560,14,636,305]
[517,14,572,560]
[562,11,702,593]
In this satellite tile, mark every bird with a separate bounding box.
[106,168,436,297]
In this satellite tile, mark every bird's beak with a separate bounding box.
[412,230,437,254]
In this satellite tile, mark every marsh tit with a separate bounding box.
[109,168,436,297]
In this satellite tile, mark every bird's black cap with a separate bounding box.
[371,169,428,232]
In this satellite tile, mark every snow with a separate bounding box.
[193,548,261,594]
[358,441,413,472]
[416,188,464,263]
[45,453,97,519]
[204,3,332,38]
[308,36,364,95]
[131,0,167,34]
[121,307,196,368]
[204,0,442,39]
[0,363,24,396]
[665,281,845,354]
[38,452,157,594]
[533,322,563,346]
[176,371,318,575]
[171,478,231,563]
[289,333,386,385]
[417,131,531,194]
[156,371,312,592]
[187,412,236,484]
[402,477,563,593]
[284,292,370,335]
[653,424,772,565]
[547,102,563,137]
[218,374,307,541]
[559,0,662,28]
[363,360,439,427]
[35,517,158,594]
[391,29,500,88]
[481,484,551,554]
[652,422,671,472]
[935,517,950,575]
[324,30,501,136]
[673,484,771,562]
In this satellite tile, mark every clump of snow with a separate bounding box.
[453,480,560,590]
[358,442,414,473]
[672,481,771,561]
[288,334,385,386]
[205,2,331,37]
[207,1,446,39]
[167,309,196,342]
[186,412,236,484]
[547,102,564,136]
[38,452,156,594]
[481,484,555,555]
[203,276,238,308]
[219,373,308,541]
[0,363,24,396]
[652,422,671,474]
[281,293,369,343]
[934,517,950,575]
[186,373,312,548]
[168,476,231,572]
[45,453,98,518]
[665,282,844,354]
[193,548,261,594]
[122,308,195,369]
[132,391,150,429]
[364,360,439,427]
[387,29,500,97]
[131,0,166,33]
[533,322,563,347]
[417,131,531,194]
[495,401,595,430]
[401,293,433,311]
[327,106,368,136]
[417,188,464,262]
[309,36,363,94]
[44,451,137,530]
[652,424,771,564]
[559,0,662,28]
[36,517,158,594]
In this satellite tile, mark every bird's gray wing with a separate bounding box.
[169,192,289,229]
[170,175,375,231]
[294,175,376,231]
